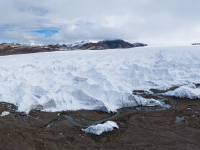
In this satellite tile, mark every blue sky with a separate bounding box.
[0,38,17,43]
[0,29,59,43]
[34,29,59,38]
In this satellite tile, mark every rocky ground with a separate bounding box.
[0,96,200,150]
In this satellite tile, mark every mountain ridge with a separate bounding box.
[0,40,147,56]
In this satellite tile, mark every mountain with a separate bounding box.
[66,40,147,50]
[0,40,148,56]
[192,43,200,45]
[132,42,148,47]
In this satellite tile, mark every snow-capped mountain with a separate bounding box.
[64,40,147,50]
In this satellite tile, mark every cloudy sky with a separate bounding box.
[0,0,200,44]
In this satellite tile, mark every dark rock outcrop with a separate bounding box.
[67,40,147,50]
[132,42,148,47]
[192,43,200,45]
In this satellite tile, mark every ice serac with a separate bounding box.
[164,85,200,99]
[0,45,200,113]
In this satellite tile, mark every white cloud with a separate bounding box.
[0,0,200,44]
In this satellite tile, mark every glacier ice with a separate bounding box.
[0,45,200,113]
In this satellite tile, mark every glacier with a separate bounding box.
[0,45,200,113]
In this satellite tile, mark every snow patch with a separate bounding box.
[82,121,119,135]
[1,111,10,117]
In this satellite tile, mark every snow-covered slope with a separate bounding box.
[0,45,200,113]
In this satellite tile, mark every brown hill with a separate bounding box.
[0,40,147,56]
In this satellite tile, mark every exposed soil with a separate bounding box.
[0,96,200,150]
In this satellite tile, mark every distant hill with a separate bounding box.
[192,43,200,45]
[0,40,147,56]
[65,40,147,50]
[0,43,57,56]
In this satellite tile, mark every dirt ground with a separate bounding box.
[0,98,200,150]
